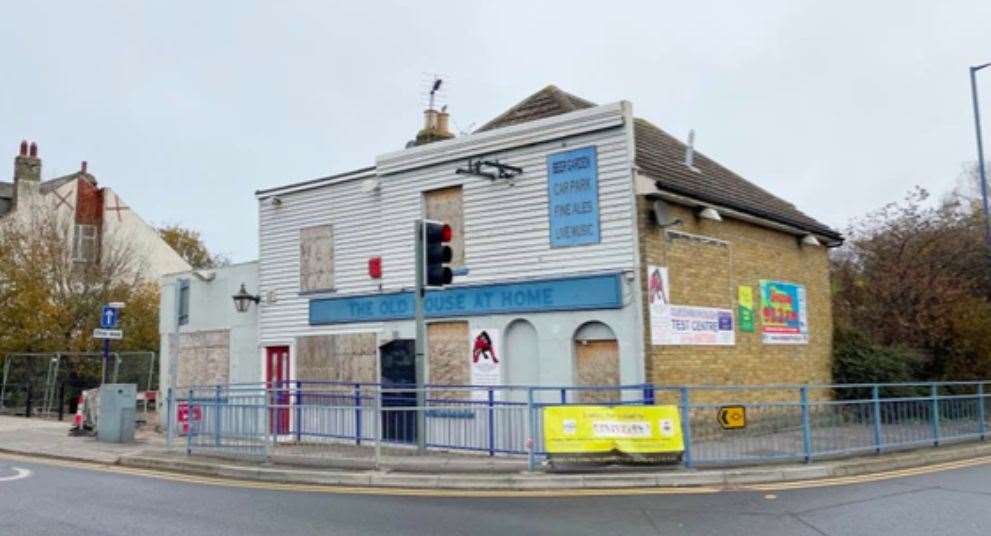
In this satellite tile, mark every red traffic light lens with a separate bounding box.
[441,224,452,242]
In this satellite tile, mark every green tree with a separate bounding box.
[157,224,228,269]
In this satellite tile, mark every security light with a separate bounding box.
[698,207,722,222]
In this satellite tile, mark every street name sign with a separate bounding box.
[93,328,123,340]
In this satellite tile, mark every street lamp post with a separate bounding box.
[971,62,991,250]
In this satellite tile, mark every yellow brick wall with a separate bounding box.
[637,198,833,402]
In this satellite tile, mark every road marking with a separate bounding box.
[0,452,988,498]
[0,467,32,482]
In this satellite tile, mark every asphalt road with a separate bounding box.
[2,456,991,536]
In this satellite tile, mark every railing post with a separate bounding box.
[872,385,883,455]
[643,383,655,405]
[979,383,987,441]
[527,387,536,472]
[166,387,175,448]
[355,383,362,446]
[679,387,693,468]
[487,388,495,457]
[560,388,566,404]
[186,389,194,456]
[295,381,303,443]
[931,383,941,447]
[801,385,812,463]
[374,386,382,469]
[213,385,221,447]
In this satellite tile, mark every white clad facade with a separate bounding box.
[256,101,646,389]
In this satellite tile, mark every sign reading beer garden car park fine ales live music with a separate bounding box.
[547,146,600,248]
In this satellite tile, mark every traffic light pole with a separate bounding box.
[413,219,427,452]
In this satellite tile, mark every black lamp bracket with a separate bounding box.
[456,158,523,183]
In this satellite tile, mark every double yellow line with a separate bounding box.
[1,451,988,498]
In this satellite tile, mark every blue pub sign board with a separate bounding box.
[310,273,623,325]
[547,145,600,248]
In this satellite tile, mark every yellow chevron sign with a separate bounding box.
[718,406,746,429]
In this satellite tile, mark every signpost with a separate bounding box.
[95,304,124,384]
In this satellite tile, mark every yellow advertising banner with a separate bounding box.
[543,405,684,454]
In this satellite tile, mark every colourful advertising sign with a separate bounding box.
[547,146,600,247]
[543,405,684,455]
[737,285,755,333]
[759,280,809,344]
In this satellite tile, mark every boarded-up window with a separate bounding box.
[300,225,333,291]
[424,186,464,267]
[296,334,377,383]
[428,321,470,399]
[575,322,620,403]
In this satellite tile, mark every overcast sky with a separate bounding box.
[1,2,989,261]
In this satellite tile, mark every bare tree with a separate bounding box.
[0,209,159,356]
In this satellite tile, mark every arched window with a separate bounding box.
[573,321,620,403]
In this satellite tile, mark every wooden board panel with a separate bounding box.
[575,339,620,403]
[300,224,334,291]
[296,333,377,383]
[424,186,464,267]
[428,321,469,388]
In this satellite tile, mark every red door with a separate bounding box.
[265,346,290,435]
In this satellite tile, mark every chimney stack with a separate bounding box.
[412,79,455,147]
[13,140,42,208]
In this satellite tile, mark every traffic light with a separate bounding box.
[423,221,453,287]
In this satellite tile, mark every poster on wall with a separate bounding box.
[759,280,809,344]
[653,304,736,346]
[647,265,734,345]
[470,328,502,400]
[738,285,755,333]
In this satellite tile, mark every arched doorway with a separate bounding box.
[505,319,539,390]
[573,321,620,403]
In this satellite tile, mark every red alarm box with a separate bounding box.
[368,256,382,279]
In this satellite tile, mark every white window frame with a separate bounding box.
[73,224,98,262]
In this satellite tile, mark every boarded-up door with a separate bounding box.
[575,340,620,403]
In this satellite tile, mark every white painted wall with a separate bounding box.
[102,188,191,280]
[256,102,638,345]
[159,261,260,409]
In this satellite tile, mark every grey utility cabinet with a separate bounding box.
[97,383,136,443]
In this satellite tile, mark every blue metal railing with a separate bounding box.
[170,380,991,469]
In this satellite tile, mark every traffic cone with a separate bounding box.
[71,394,85,430]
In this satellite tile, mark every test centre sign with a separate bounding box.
[309,274,623,325]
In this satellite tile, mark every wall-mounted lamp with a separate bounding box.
[232,283,261,313]
[800,234,822,247]
[698,207,722,222]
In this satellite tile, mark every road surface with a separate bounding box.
[1,454,989,535]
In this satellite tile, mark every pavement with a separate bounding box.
[4,450,991,535]
[5,415,991,491]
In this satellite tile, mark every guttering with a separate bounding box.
[637,174,843,247]
[255,166,376,199]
